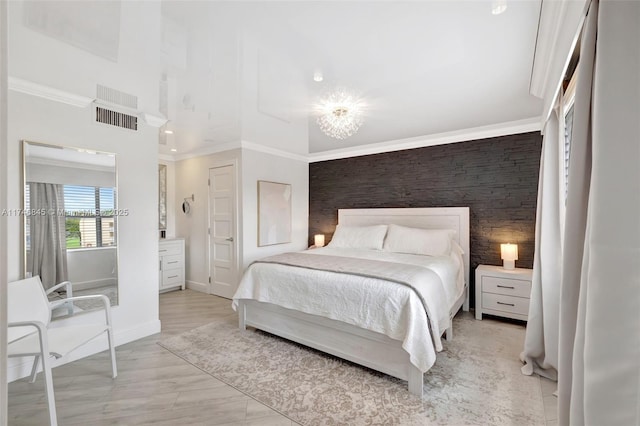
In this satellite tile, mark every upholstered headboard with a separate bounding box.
[337,207,470,287]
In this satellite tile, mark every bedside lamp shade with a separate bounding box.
[500,243,518,270]
[314,234,325,248]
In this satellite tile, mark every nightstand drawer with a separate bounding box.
[482,293,530,316]
[482,276,531,298]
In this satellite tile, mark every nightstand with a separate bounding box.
[475,265,533,321]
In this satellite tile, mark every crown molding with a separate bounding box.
[9,77,168,128]
[308,117,542,163]
[240,140,308,163]
[529,0,589,125]
[8,77,93,108]
[158,154,175,162]
[171,141,242,161]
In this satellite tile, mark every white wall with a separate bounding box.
[240,149,309,268]
[67,248,117,290]
[175,149,243,291]
[6,1,161,381]
[26,162,115,188]
[174,147,309,294]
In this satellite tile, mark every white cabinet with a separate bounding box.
[475,265,533,321]
[159,238,185,292]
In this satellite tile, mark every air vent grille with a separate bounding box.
[96,84,138,109]
[96,107,138,130]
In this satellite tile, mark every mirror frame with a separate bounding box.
[22,140,120,306]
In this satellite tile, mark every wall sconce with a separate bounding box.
[500,243,518,270]
[314,234,325,248]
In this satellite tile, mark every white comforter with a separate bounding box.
[232,247,464,372]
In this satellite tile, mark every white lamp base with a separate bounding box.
[503,260,515,270]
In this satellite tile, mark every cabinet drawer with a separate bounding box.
[159,243,183,256]
[482,276,531,298]
[162,268,184,286]
[162,254,183,270]
[482,293,529,316]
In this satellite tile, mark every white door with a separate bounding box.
[209,164,238,298]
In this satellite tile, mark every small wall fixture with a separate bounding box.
[500,243,518,270]
[314,234,325,248]
[182,194,194,214]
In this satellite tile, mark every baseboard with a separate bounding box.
[72,278,117,291]
[186,280,208,294]
[8,319,161,383]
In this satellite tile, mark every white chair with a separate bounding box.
[8,276,117,426]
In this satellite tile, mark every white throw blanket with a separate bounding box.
[232,247,462,372]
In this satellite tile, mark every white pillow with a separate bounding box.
[328,224,388,250]
[383,224,455,256]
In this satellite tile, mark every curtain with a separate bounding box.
[558,0,640,424]
[520,106,562,380]
[27,182,68,290]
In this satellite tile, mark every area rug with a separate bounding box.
[158,313,545,425]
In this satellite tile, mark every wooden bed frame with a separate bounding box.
[237,207,470,398]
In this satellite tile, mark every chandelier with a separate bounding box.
[316,88,364,140]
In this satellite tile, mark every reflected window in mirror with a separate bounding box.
[23,141,119,311]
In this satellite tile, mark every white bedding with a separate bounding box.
[231,247,464,373]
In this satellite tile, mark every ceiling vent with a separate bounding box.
[95,84,138,130]
[96,106,138,130]
[96,84,138,109]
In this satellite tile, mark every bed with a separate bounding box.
[232,207,470,398]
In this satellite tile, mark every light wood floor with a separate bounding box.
[8,290,294,426]
[8,290,557,426]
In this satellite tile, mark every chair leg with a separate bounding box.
[107,328,117,378]
[36,332,57,426]
[42,354,58,426]
[29,355,40,383]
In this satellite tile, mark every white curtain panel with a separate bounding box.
[27,182,68,289]
[558,0,640,424]
[520,108,561,380]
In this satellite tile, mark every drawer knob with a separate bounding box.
[497,301,515,307]
[497,284,515,289]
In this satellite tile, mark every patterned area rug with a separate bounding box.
[159,312,544,425]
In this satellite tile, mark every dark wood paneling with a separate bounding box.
[308,132,542,307]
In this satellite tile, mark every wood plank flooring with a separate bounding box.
[8,289,556,425]
[8,290,294,426]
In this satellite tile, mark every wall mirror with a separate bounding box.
[23,141,119,309]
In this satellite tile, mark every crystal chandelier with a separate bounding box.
[316,88,364,140]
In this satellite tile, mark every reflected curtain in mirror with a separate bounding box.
[26,183,68,289]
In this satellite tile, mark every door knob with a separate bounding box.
[226,237,234,242]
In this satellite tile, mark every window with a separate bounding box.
[563,103,575,200]
[64,185,116,249]
[562,68,578,203]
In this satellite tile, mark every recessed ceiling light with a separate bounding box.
[164,129,174,134]
[492,0,507,15]
[313,70,323,82]
[170,148,177,152]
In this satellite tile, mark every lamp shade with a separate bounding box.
[314,234,325,248]
[500,243,518,269]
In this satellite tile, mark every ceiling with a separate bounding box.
[158,1,543,156]
[17,1,543,157]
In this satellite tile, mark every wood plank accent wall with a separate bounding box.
[308,132,543,307]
